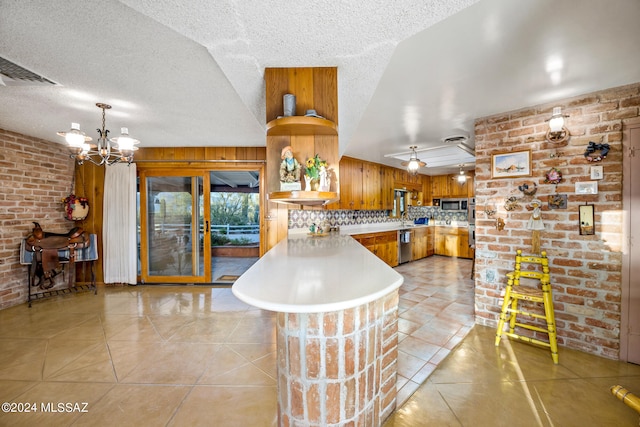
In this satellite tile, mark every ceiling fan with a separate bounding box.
[401,145,426,175]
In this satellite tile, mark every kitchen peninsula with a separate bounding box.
[232,232,403,426]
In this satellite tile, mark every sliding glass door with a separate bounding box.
[138,167,263,284]
[139,170,211,283]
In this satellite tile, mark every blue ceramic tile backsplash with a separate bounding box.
[288,206,468,229]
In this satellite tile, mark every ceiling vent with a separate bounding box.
[0,56,58,86]
[442,134,468,144]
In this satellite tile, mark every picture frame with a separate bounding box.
[548,194,567,209]
[579,204,595,235]
[590,165,603,180]
[491,150,532,179]
[432,198,440,207]
[575,181,598,195]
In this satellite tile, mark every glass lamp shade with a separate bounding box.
[65,123,86,147]
[407,160,420,172]
[112,127,139,152]
[549,107,564,132]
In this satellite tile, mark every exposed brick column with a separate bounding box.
[277,290,399,426]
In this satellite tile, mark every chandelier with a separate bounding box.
[401,145,426,175]
[58,103,140,166]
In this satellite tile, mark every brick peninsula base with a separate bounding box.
[276,290,399,426]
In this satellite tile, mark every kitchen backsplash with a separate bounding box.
[288,206,468,229]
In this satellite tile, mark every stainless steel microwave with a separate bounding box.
[441,198,468,211]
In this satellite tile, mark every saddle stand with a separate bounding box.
[25,222,90,290]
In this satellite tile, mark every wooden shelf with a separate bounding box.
[266,116,338,136]
[269,190,339,206]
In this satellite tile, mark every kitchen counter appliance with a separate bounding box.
[441,198,468,211]
[398,229,412,264]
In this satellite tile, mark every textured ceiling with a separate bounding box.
[1,0,640,175]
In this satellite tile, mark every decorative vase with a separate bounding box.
[304,176,320,191]
[283,94,296,117]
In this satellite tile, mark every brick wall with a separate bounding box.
[277,290,399,426]
[474,83,640,359]
[0,129,75,309]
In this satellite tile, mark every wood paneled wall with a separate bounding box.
[76,146,267,284]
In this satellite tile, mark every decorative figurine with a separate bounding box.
[526,198,545,254]
[583,141,610,162]
[279,146,301,190]
[318,165,329,191]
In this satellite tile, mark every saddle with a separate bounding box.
[25,222,89,289]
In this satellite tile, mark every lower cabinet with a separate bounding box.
[434,227,474,259]
[411,226,433,261]
[352,231,399,267]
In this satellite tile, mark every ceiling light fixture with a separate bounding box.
[457,165,467,183]
[58,103,139,166]
[401,145,426,176]
[546,106,570,143]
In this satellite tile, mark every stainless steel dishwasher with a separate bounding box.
[398,229,412,264]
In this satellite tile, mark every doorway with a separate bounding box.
[138,168,261,284]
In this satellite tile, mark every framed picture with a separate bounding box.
[432,198,440,207]
[491,150,532,179]
[575,181,598,195]
[590,165,603,180]
[579,204,595,235]
[548,194,567,209]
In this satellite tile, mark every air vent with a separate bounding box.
[0,56,58,86]
[442,134,468,144]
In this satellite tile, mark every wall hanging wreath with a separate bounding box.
[62,194,89,221]
[544,167,563,185]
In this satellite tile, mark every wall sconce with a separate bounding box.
[546,106,570,143]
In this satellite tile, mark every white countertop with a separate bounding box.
[232,233,404,313]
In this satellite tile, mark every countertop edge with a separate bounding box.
[232,276,404,313]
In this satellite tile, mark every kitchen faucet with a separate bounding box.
[401,212,411,227]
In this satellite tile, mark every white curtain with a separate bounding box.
[103,163,137,284]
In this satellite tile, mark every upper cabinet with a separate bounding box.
[335,158,430,211]
[431,172,475,199]
[265,67,339,206]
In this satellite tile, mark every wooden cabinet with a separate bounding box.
[431,175,449,198]
[448,175,469,197]
[264,67,340,250]
[430,172,474,202]
[380,166,395,210]
[339,157,363,209]
[338,158,403,211]
[434,226,473,259]
[411,226,433,261]
[352,231,398,267]
[363,162,381,209]
[337,158,431,211]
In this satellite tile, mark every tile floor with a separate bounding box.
[1,256,639,426]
